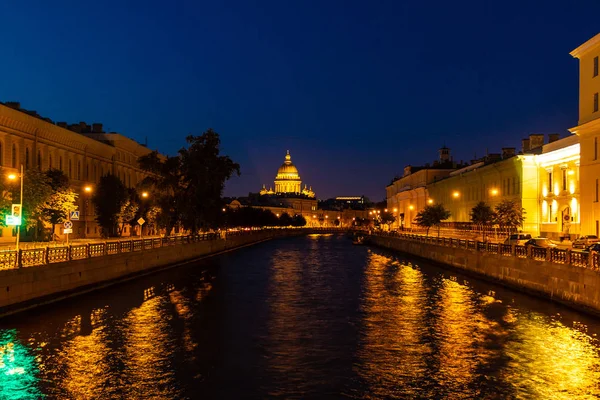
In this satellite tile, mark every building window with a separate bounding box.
[595,56,599,78]
[596,178,599,202]
[59,156,63,171]
[86,164,89,180]
[548,171,553,192]
[49,154,52,169]
[37,150,42,171]
[11,145,16,168]
[595,93,599,113]
[0,142,3,167]
[25,148,30,169]
[548,202,553,223]
[68,159,72,178]
[562,168,567,191]
[77,161,81,180]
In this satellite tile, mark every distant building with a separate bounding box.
[228,150,368,226]
[386,146,466,229]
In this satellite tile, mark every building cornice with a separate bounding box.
[569,117,600,136]
[570,32,600,59]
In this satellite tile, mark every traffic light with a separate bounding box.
[11,204,21,218]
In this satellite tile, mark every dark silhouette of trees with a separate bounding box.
[92,174,128,237]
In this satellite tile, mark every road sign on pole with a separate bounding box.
[63,228,73,234]
[70,211,80,220]
[64,220,73,229]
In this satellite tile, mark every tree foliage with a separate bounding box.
[291,214,307,227]
[138,128,240,235]
[470,201,495,225]
[42,169,78,238]
[92,174,128,237]
[278,212,293,226]
[414,204,451,236]
[494,199,525,231]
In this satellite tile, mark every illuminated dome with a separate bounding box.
[275,151,301,180]
[260,150,315,197]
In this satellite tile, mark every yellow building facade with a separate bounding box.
[535,136,580,239]
[0,102,154,241]
[426,155,540,234]
[570,32,600,236]
[386,166,454,229]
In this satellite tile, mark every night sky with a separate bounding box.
[1,1,599,201]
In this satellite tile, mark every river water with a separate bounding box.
[1,234,600,399]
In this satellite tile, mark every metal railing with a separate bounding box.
[374,231,600,271]
[0,227,347,271]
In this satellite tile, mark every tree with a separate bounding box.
[138,129,240,235]
[333,218,340,226]
[92,174,128,237]
[380,211,396,230]
[470,201,495,241]
[278,212,293,226]
[414,204,451,237]
[42,169,77,240]
[291,214,307,227]
[138,153,182,236]
[5,169,54,240]
[118,191,139,236]
[494,199,525,233]
[178,130,240,231]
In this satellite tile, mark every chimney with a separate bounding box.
[529,133,545,150]
[403,165,412,177]
[522,138,531,153]
[485,153,502,163]
[502,147,516,159]
[57,122,67,128]
[548,133,560,143]
[69,124,82,133]
[92,123,103,133]
[5,102,20,110]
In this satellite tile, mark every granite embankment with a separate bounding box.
[368,233,600,316]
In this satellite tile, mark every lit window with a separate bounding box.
[562,169,567,191]
[548,171,553,193]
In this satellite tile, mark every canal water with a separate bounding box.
[1,234,600,399]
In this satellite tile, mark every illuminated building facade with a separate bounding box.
[570,33,600,236]
[260,150,315,198]
[534,135,580,239]
[426,148,539,234]
[386,147,462,229]
[0,102,155,241]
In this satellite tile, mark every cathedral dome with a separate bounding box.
[275,151,301,181]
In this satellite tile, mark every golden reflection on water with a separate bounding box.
[501,311,600,399]
[169,289,197,354]
[432,278,498,398]
[122,294,182,399]
[57,307,114,399]
[357,252,430,398]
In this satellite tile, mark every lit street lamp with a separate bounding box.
[7,165,23,251]
[83,185,93,238]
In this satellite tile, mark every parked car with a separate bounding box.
[581,243,600,253]
[573,235,599,249]
[504,233,532,246]
[524,237,558,248]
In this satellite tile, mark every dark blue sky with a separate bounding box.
[1,1,599,201]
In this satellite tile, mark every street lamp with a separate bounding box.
[7,165,23,251]
[452,191,460,199]
[428,198,434,205]
[490,188,498,196]
[83,185,93,238]
[141,191,149,198]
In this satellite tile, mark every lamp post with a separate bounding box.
[8,165,24,251]
[83,185,93,238]
[140,192,149,237]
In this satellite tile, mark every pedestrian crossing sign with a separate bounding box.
[70,211,80,220]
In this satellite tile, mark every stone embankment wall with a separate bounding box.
[0,229,312,317]
[368,235,600,315]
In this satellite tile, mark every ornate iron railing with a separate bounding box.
[0,228,345,270]
[374,231,599,272]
